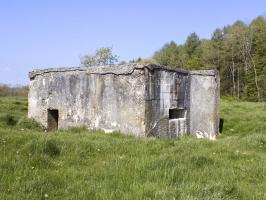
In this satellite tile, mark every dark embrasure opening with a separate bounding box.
[169,108,185,119]
[47,109,59,131]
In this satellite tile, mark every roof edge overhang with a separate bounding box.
[29,64,217,80]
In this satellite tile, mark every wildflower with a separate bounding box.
[44,193,48,198]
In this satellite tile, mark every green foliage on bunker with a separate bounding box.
[0,96,265,199]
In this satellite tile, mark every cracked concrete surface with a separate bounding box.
[28,64,220,139]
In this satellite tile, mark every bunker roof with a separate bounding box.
[29,63,217,80]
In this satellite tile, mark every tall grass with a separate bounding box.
[0,96,265,199]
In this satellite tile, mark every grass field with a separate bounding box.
[0,96,265,199]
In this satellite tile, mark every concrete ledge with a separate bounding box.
[190,70,218,76]
[28,64,192,80]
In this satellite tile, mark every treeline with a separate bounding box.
[0,84,28,97]
[152,16,266,101]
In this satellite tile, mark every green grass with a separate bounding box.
[0,96,265,199]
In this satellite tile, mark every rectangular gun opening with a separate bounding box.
[169,108,185,119]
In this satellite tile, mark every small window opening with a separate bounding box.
[169,108,185,119]
[219,118,224,133]
[47,109,59,131]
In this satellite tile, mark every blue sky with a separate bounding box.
[0,0,265,85]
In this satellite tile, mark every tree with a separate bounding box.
[210,28,224,70]
[81,47,119,67]
[153,41,180,67]
[249,16,266,101]
[182,33,206,70]
[185,32,201,58]
[223,21,246,98]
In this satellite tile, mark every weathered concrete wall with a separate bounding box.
[189,70,220,140]
[28,64,220,139]
[28,65,146,136]
[144,67,190,138]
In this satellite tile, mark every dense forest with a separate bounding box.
[152,16,266,101]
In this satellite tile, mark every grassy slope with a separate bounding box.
[0,96,265,200]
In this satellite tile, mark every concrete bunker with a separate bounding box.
[28,63,220,140]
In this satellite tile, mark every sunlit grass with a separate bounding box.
[0,96,265,199]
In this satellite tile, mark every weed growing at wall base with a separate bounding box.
[0,96,265,199]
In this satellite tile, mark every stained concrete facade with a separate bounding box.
[28,64,220,139]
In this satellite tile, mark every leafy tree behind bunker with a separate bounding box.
[81,47,119,67]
